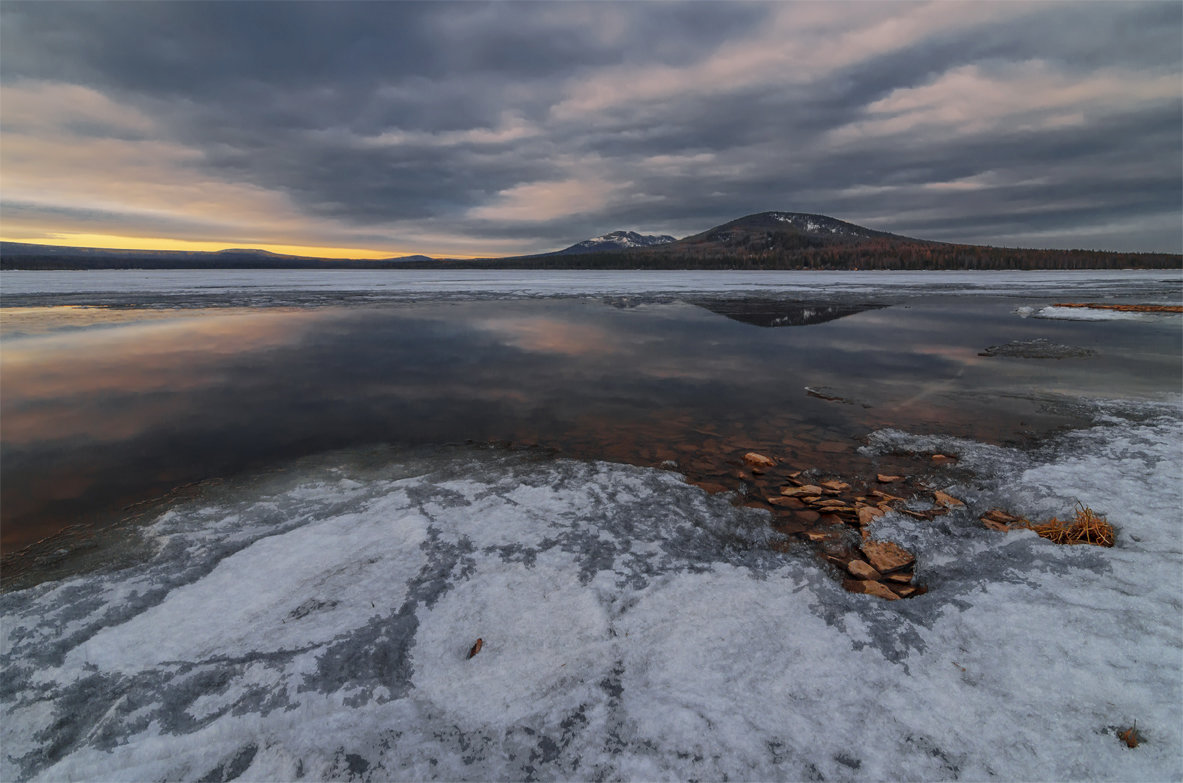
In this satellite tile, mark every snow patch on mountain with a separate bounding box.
[561,231,676,254]
[767,212,880,238]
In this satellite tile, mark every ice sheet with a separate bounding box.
[2,268,1179,307]
[2,402,1180,781]
[1024,305,1179,321]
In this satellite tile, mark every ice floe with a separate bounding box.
[1020,304,1181,321]
[2,402,1181,781]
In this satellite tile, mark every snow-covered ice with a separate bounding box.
[1023,304,1181,321]
[2,400,1180,781]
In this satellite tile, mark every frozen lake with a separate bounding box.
[2,268,1180,304]
[1,270,1180,781]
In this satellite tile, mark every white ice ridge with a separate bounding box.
[1021,304,1181,321]
[2,403,1181,781]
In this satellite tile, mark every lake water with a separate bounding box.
[2,270,1179,558]
[1,270,1180,781]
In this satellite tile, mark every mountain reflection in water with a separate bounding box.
[687,298,887,327]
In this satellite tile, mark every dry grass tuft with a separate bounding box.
[1117,721,1143,748]
[1017,503,1115,547]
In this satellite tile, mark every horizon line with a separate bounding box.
[0,233,488,261]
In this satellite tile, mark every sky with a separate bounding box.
[1,1,1180,259]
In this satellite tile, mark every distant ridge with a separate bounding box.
[558,230,676,254]
[2,211,1179,270]
[0,242,433,270]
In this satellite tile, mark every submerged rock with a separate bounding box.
[979,338,1095,359]
[743,452,776,469]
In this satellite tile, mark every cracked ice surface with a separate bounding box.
[2,403,1181,781]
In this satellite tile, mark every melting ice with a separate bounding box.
[2,401,1181,781]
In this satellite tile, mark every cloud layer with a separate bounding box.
[2,1,1180,255]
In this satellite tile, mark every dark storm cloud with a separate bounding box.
[2,1,1179,255]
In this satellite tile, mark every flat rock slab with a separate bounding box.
[861,540,915,573]
[846,559,882,580]
[932,490,964,508]
[844,579,900,600]
[781,484,823,496]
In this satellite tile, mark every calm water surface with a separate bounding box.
[2,271,1180,574]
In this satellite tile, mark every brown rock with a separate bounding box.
[785,470,803,479]
[781,484,823,496]
[846,559,882,580]
[869,490,904,504]
[744,452,776,468]
[861,540,915,573]
[856,504,886,526]
[815,499,848,508]
[467,638,484,659]
[843,579,900,600]
[690,481,730,495]
[885,571,913,584]
[819,480,850,492]
[932,490,964,508]
[899,508,933,520]
[931,454,958,464]
[877,474,904,483]
[818,513,843,526]
[795,509,821,523]
[801,530,830,542]
[891,584,921,598]
[768,496,805,508]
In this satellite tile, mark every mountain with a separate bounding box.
[558,230,676,254]
[673,211,917,253]
[0,242,434,270]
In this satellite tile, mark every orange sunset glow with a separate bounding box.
[0,233,413,260]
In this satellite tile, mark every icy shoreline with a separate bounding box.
[2,400,1181,781]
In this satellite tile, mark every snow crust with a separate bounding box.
[2,403,1181,781]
